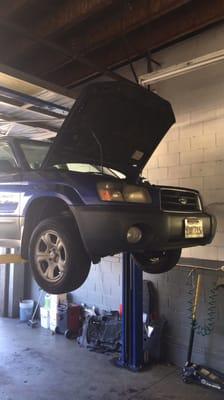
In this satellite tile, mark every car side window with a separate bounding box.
[19,141,50,169]
[0,142,18,173]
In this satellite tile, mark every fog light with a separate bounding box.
[127,226,142,243]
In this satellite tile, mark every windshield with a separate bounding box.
[53,163,125,178]
[18,140,125,178]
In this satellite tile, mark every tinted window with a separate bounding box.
[0,142,18,173]
[19,141,50,169]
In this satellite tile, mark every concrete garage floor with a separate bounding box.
[0,318,222,400]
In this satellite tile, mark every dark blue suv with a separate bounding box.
[0,82,216,293]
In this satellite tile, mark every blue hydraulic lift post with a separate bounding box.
[130,254,143,370]
[119,252,143,371]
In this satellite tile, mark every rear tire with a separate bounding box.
[29,217,90,294]
[132,249,181,274]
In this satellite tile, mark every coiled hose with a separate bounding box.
[186,272,218,336]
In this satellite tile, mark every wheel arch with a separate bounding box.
[21,196,76,259]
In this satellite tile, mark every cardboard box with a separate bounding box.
[40,307,50,329]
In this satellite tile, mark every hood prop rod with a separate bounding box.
[90,128,104,174]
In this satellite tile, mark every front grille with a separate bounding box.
[160,188,201,212]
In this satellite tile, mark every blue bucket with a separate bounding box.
[19,299,34,322]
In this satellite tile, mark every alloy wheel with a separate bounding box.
[34,229,67,283]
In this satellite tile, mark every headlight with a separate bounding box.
[123,185,151,203]
[97,182,152,204]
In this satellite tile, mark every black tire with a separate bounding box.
[132,249,181,274]
[29,217,90,294]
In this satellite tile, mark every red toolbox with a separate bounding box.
[68,304,83,336]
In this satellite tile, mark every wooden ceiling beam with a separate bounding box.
[3,0,115,62]
[60,0,191,55]
[43,0,224,88]
[11,0,190,75]
[34,0,116,37]
[0,0,29,18]
[0,18,132,85]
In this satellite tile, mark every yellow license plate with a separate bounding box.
[185,218,204,238]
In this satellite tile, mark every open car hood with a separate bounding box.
[43,81,175,178]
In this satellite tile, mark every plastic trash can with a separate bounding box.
[19,299,34,322]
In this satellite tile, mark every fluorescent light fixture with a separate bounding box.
[139,49,224,86]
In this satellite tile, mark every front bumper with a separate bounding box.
[70,205,216,259]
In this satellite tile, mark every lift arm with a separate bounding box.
[0,254,26,264]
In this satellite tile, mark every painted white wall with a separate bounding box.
[73,23,224,309]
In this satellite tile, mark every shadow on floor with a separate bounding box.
[0,318,222,400]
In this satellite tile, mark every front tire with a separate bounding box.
[132,249,181,274]
[29,217,90,294]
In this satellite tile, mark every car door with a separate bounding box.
[0,141,22,247]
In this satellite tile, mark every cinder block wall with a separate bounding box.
[141,25,224,369]
[144,24,224,261]
[71,255,122,310]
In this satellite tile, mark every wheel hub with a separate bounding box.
[49,248,59,262]
[34,230,67,283]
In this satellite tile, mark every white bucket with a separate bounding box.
[19,299,34,322]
